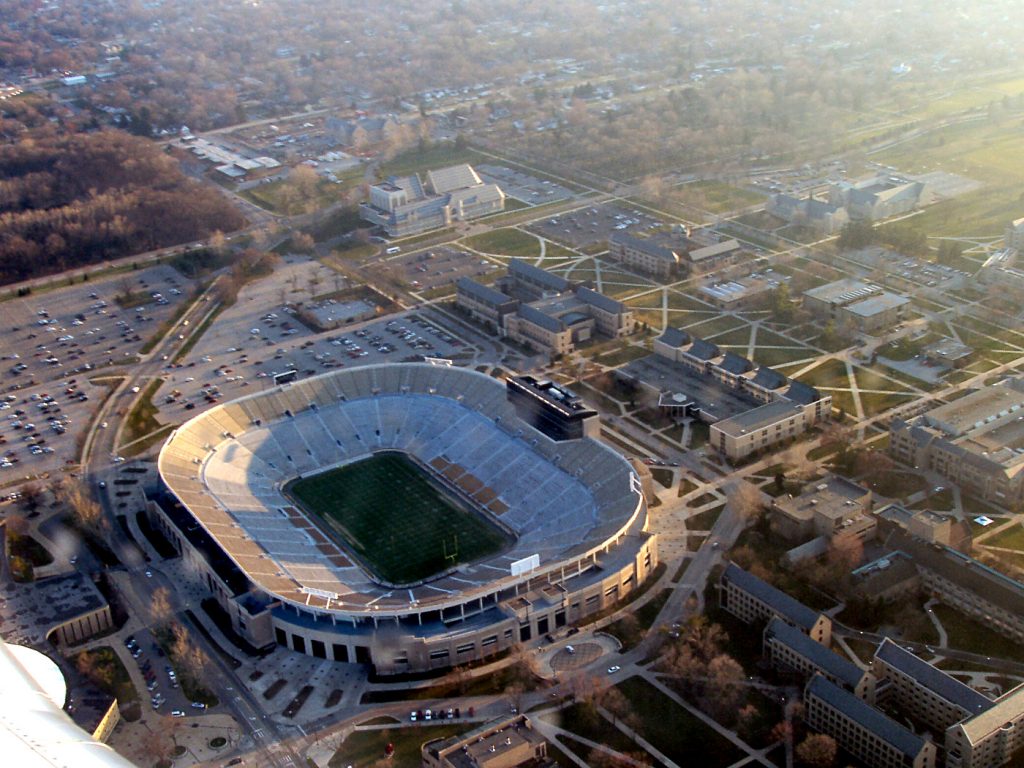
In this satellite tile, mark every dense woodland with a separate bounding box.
[0,130,244,285]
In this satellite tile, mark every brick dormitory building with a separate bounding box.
[653,328,831,460]
[456,260,635,357]
[720,562,1024,767]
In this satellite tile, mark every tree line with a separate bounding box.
[0,130,244,285]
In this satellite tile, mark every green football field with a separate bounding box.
[286,453,510,584]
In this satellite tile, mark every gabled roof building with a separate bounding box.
[719,562,832,644]
[805,675,937,768]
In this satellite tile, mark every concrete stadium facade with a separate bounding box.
[155,363,657,674]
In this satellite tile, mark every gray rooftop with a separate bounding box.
[508,259,571,292]
[456,277,515,307]
[807,675,928,759]
[803,278,880,305]
[785,380,824,405]
[687,338,721,361]
[657,327,691,348]
[714,400,803,437]
[752,366,788,391]
[882,530,1024,631]
[875,638,992,716]
[723,562,821,630]
[766,617,864,690]
[516,302,565,333]
[610,232,679,261]
[575,285,627,315]
[843,292,910,317]
[689,239,742,262]
[719,352,754,376]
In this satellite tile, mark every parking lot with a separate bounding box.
[476,164,576,205]
[0,264,194,387]
[381,245,500,292]
[150,256,473,424]
[845,246,969,290]
[527,203,668,250]
[0,265,196,480]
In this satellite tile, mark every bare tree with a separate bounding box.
[117,275,134,304]
[307,269,322,299]
[704,653,745,721]
[726,479,764,523]
[19,482,44,513]
[150,586,173,630]
[208,229,227,256]
[171,624,210,683]
[506,682,526,715]
[4,512,28,539]
[598,685,631,727]
[795,733,837,768]
[59,479,106,536]
[780,446,816,483]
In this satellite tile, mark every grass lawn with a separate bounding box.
[240,178,341,215]
[287,453,510,583]
[616,677,744,767]
[594,344,650,367]
[8,534,53,567]
[865,470,929,500]
[542,703,646,755]
[753,346,816,368]
[671,180,767,214]
[650,467,674,489]
[932,604,1024,664]
[684,315,748,338]
[687,503,725,531]
[858,390,918,417]
[462,228,541,257]
[706,326,753,346]
[331,723,465,768]
[665,291,716,312]
[797,359,849,390]
[122,378,164,446]
[981,523,1024,552]
[378,144,483,178]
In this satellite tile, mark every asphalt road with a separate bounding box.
[80,282,305,768]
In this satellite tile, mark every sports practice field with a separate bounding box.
[287,453,510,584]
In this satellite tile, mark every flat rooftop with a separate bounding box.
[713,400,804,437]
[773,475,870,523]
[925,380,1024,437]
[804,278,879,305]
[843,292,909,317]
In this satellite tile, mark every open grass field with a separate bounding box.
[240,178,342,215]
[462,228,541,258]
[616,677,744,767]
[331,723,465,768]
[873,117,1024,238]
[287,453,511,584]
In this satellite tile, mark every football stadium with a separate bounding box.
[154,363,657,674]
